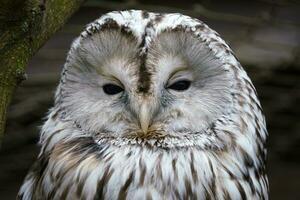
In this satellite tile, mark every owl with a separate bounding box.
[18,10,268,200]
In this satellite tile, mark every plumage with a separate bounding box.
[18,10,268,200]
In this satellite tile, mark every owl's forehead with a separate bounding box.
[80,10,202,43]
[69,10,233,94]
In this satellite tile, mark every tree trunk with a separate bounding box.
[0,0,85,146]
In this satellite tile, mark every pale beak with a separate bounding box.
[139,101,152,134]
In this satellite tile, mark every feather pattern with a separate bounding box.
[18,10,268,200]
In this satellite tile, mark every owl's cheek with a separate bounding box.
[167,113,210,131]
[100,121,138,136]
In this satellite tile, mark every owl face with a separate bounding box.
[58,11,234,146]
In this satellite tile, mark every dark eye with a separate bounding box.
[103,84,124,95]
[167,80,191,91]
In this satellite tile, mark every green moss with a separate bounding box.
[0,0,85,146]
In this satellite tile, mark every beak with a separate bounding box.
[139,101,152,134]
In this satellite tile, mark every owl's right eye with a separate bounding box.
[103,84,124,95]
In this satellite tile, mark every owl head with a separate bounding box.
[55,10,256,149]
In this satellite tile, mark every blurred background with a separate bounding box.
[0,0,299,199]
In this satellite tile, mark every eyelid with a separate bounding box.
[104,76,124,88]
[168,67,188,78]
[167,70,193,86]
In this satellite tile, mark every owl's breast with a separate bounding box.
[26,137,267,200]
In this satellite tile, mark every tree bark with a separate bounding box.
[0,0,85,146]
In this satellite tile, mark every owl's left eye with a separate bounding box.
[167,80,191,91]
[103,84,124,95]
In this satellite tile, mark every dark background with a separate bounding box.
[1,0,299,199]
